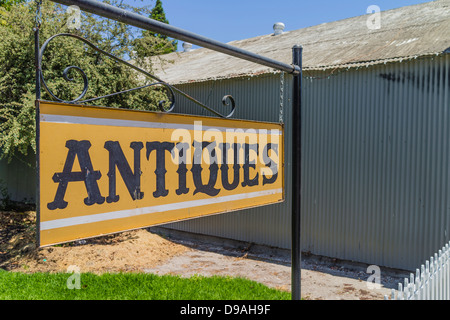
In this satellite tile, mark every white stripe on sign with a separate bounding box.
[40,114,282,135]
[40,188,283,231]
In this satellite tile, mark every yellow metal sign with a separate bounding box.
[37,101,284,246]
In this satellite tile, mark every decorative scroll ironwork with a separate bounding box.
[38,33,235,118]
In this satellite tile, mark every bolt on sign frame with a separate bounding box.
[34,0,303,300]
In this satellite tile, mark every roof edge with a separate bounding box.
[168,50,448,85]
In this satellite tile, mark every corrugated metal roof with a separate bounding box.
[151,0,450,84]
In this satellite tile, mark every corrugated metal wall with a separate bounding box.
[301,54,450,270]
[164,53,450,271]
[0,151,36,203]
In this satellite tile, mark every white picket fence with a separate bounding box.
[386,242,450,300]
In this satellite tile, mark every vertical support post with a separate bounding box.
[34,24,41,247]
[34,28,41,101]
[291,45,302,300]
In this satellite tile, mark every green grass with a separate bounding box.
[0,269,290,300]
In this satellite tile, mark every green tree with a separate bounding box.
[0,0,25,25]
[0,0,24,10]
[151,0,169,24]
[0,0,174,162]
[134,0,177,57]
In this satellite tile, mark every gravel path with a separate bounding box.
[145,227,409,300]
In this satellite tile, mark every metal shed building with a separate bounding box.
[150,0,450,271]
[0,0,448,272]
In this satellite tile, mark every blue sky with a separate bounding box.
[146,0,435,51]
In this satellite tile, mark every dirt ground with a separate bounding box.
[0,210,407,300]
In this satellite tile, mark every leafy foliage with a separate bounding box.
[134,0,177,57]
[0,0,176,162]
[0,0,25,11]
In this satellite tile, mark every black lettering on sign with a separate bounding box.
[47,138,281,209]
[104,141,144,203]
[241,143,259,187]
[47,140,104,210]
[174,142,190,195]
[191,140,220,196]
[220,143,241,191]
[262,143,279,185]
[146,141,175,198]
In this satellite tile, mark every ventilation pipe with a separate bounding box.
[182,42,193,52]
[273,22,285,35]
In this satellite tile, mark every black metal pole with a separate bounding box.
[34,24,41,247]
[291,45,302,300]
[48,0,300,75]
[34,28,41,101]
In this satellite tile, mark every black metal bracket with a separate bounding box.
[37,32,235,118]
